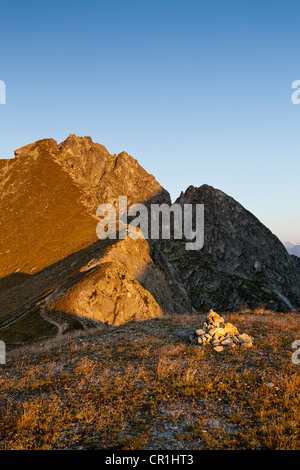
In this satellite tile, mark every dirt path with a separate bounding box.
[40,306,68,337]
[39,288,69,337]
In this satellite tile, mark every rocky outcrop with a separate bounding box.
[47,237,163,325]
[157,185,300,312]
[46,236,190,325]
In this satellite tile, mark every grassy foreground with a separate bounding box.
[0,311,299,450]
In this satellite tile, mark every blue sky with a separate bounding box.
[0,0,299,242]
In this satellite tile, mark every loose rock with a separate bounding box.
[190,309,253,352]
[195,329,206,336]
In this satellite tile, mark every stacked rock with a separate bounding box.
[190,310,253,352]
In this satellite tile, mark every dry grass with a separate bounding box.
[0,311,299,450]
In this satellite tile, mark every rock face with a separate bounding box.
[54,134,170,213]
[47,236,190,325]
[157,185,300,312]
[48,239,163,326]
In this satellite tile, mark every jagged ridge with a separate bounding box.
[0,135,299,345]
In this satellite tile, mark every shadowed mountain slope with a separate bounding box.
[156,185,300,312]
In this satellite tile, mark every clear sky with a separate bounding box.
[0,0,299,243]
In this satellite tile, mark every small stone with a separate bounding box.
[206,310,221,323]
[238,333,252,342]
[208,327,217,335]
[211,328,226,340]
[220,338,233,346]
[216,327,226,335]
[197,336,204,345]
[241,341,252,348]
[266,382,274,388]
[213,346,224,352]
[211,338,220,346]
[195,329,206,336]
[224,323,239,336]
[232,336,240,344]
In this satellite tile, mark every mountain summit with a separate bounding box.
[0,135,299,345]
[157,185,300,311]
[0,135,189,344]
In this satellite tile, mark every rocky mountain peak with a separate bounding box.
[0,135,189,344]
[58,134,110,155]
[0,136,299,346]
[159,183,300,312]
[14,138,59,159]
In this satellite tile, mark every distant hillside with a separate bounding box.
[284,241,300,257]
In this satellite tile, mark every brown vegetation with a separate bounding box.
[0,311,299,450]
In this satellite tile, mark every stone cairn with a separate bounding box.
[190,309,253,352]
